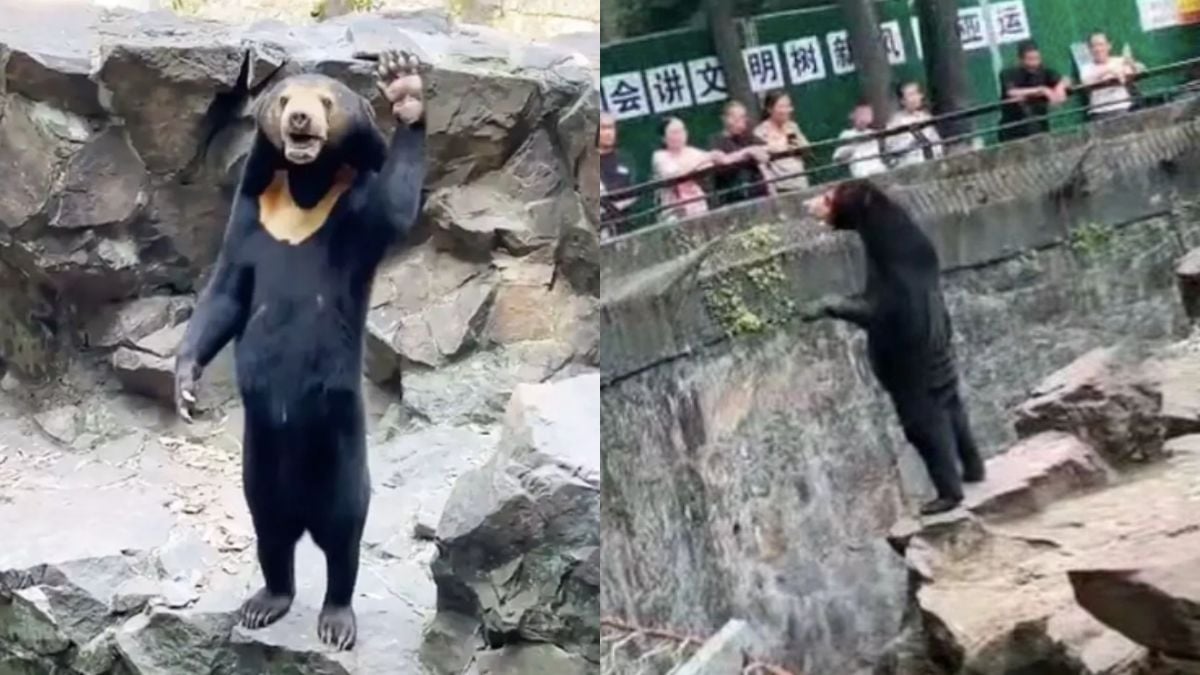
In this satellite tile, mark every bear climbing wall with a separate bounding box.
[601,99,1200,674]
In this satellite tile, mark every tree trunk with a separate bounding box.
[914,0,973,143]
[704,0,758,119]
[839,0,893,127]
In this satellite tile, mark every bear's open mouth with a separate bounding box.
[283,131,325,164]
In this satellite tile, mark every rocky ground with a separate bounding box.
[0,3,599,675]
[891,261,1200,675]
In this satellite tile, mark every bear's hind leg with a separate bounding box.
[240,423,304,630]
[310,496,367,649]
[239,527,302,629]
[309,467,369,650]
[895,392,963,515]
[947,390,985,483]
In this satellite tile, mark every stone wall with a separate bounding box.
[0,6,599,385]
[600,99,1200,673]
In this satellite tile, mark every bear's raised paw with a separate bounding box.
[376,50,426,126]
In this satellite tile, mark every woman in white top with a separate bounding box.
[651,117,715,222]
[753,90,812,192]
[1080,32,1144,120]
[833,100,888,178]
[886,81,943,168]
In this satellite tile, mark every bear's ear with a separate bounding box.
[360,94,378,125]
[858,183,874,210]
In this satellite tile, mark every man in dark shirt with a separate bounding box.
[599,112,636,238]
[998,40,1070,142]
[707,101,771,207]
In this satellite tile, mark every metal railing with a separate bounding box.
[600,55,1200,235]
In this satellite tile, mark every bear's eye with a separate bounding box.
[278,95,289,108]
[320,95,333,110]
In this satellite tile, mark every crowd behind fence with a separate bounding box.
[599,49,1200,239]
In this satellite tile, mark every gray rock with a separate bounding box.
[468,644,594,675]
[426,184,528,259]
[433,373,599,660]
[493,128,565,202]
[32,403,83,446]
[1013,347,1166,465]
[367,269,497,374]
[555,214,599,297]
[964,432,1113,521]
[4,46,103,116]
[676,620,753,675]
[484,275,596,357]
[141,178,233,284]
[419,611,482,675]
[51,128,146,229]
[114,608,242,674]
[400,342,583,426]
[1145,338,1200,439]
[364,245,496,381]
[424,69,545,187]
[1070,559,1200,659]
[112,322,236,409]
[554,86,599,198]
[0,96,60,229]
[111,323,184,403]
[83,295,193,349]
[95,38,245,174]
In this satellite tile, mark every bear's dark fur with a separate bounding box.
[173,53,426,649]
[813,180,984,514]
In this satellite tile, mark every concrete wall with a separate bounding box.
[600,99,1200,674]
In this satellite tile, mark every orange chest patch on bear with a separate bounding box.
[257,167,356,245]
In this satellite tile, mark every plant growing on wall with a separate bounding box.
[1069,221,1116,259]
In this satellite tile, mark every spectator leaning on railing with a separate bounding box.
[651,116,715,222]
[708,100,772,207]
[754,90,812,193]
[998,39,1070,142]
[832,99,888,178]
[886,81,943,168]
[1080,31,1145,120]
[599,112,636,238]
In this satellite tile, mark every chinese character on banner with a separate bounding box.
[600,72,650,120]
[879,20,907,64]
[782,36,827,85]
[911,16,923,60]
[989,1,1031,44]
[645,63,694,112]
[687,57,729,105]
[956,7,989,50]
[742,45,785,92]
[826,30,855,75]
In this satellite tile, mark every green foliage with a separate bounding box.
[702,225,796,338]
[1069,221,1116,259]
[170,0,203,13]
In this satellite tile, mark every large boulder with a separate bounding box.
[4,46,104,118]
[1143,336,1200,439]
[0,96,64,230]
[431,372,600,661]
[964,432,1113,521]
[1013,347,1166,464]
[112,320,236,410]
[1070,559,1200,660]
[82,295,194,349]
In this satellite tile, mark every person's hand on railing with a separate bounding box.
[748,146,772,164]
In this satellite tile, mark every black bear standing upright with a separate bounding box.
[173,50,427,650]
[805,180,985,516]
